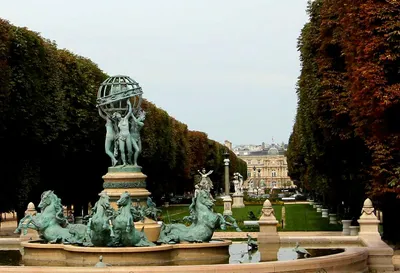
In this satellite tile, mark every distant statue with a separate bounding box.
[98,108,118,166]
[238,173,244,192]
[113,99,134,167]
[233,173,240,194]
[195,168,214,200]
[197,168,213,192]
[233,172,244,194]
[129,109,146,167]
[248,180,254,193]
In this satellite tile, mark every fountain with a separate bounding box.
[12,75,236,267]
[18,188,232,266]
[1,75,395,272]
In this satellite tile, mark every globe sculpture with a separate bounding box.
[96,75,145,167]
[97,75,143,117]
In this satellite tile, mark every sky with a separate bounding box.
[0,0,309,146]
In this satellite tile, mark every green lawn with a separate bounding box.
[284,204,342,231]
[160,204,342,232]
[160,204,282,232]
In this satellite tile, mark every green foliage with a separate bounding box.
[288,0,400,226]
[0,19,247,215]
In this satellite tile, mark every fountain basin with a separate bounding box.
[1,247,368,272]
[21,240,231,267]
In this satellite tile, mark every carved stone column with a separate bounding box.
[224,158,230,195]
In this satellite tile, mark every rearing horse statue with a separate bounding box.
[112,191,155,247]
[15,190,88,244]
[86,191,115,247]
[157,189,228,244]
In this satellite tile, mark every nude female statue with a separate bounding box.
[98,108,118,166]
[129,109,146,167]
[113,99,133,167]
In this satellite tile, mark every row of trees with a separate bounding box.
[139,101,247,199]
[0,19,247,217]
[287,0,400,240]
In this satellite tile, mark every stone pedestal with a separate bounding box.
[102,165,160,242]
[103,166,150,207]
[316,205,322,212]
[259,243,280,262]
[358,198,380,238]
[321,209,328,218]
[258,199,279,245]
[309,200,314,206]
[349,226,359,236]
[329,214,337,224]
[313,203,317,209]
[232,193,245,208]
[342,220,352,236]
[20,202,40,242]
[357,198,394,272]
[222,195,232,216]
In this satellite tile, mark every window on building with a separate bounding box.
[271,170,277,177]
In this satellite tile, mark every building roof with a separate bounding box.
[235,143,286,156]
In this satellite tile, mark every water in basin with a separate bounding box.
[229,243,344,264]
[0,250,21,266]
[0,243,345,266]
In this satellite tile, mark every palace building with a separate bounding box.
[231,141,294,189]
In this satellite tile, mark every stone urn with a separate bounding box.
[321,209,329,218]
[349,226,359,236]
[329,214,337,224]
[342,220,352,236]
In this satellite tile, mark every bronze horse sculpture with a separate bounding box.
[157,189,228,244]
[15,190,88,244]
[86,191,115,246]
